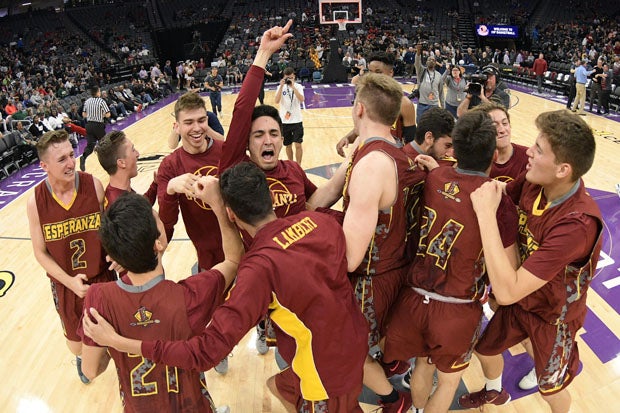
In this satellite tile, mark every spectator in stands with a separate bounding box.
[589,58,605,113]
[532,53,548,94]
[150,63,162,82]
[442,64,468,118]
[163,60,174,82]
[204,67,224,117]
[67,103,86,128]
[101,90,127,122]
[415,44,444,122]
[29,114,49,138]
[138,66,148,80]
[403,47,416,78]
[176,61,185,90]
[571,59,594,115]
[565,59,579,110]
[599,63,612,115]
[4,99,17,116]
[457,65,510,117]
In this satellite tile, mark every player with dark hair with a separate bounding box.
[336,51,417,153]
[384,110,519,412]
[459,110,602,412]
[403,106,455,162]
[217,20,349,354]
[471,101,528,183]
[84,161,369,413]
[78,189,240,413]
[27,130,117,384]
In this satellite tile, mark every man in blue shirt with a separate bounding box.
[571,59,594,115]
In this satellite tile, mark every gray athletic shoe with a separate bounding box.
[214,357,228,375]
[215,405,230,413]
[256,324,269,355]
[75,356,90,384]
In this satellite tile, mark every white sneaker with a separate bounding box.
[215,406,230,413]
[616,183,620,198]
[214,357,228,375]
[256,325,269,355]
[518,367,538,390]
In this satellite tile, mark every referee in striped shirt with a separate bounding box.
[81,85,110,171]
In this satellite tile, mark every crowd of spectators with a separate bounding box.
[2,0,620,180]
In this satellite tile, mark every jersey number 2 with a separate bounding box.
[70,239,87,270]
[129,354,180,396]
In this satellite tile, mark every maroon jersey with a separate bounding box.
[490,143,529,182]
[517,180,602,324]
[219,65,317,220]
[143,212,368,401]
[35,172,109,280]
[410,166,518,299]
[157,139,223,270]
[104,185,135,210]
[80,271,225,412]
[343,138,426,276]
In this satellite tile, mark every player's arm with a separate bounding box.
[156,159,182,241]
[220,20,293,172]
[167,128,180,149]
[93,176,125,273]
[457,93,472,117]
[308,138,357,208]
[27,195,90,297]
[194,176,243,288]
[206,124,225,142]
[343,151,396,271]
[471,181,546,304]
[85,261,273,370]
[94,176,105,210]
[274,80,284,104]
[292,83,304,102]
[400,96,417,142]
[336,129,358,157]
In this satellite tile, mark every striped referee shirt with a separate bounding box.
[82,97,109,123]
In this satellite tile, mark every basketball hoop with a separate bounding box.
[336,18,347,31]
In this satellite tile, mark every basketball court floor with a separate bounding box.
[1,78,619,412]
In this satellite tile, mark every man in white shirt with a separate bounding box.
[274,67,305,164]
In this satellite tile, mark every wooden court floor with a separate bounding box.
[1,84,619,412]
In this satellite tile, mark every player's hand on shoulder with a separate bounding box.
[83,307,117,348]
[414,154,439,171]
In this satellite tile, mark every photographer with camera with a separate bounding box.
[441,64,468,118]
[415,43,443,122]
[204,66,224,117]
[457,65,510,118]
[274,67,305,164]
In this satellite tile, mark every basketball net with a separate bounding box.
[337,18,347,31]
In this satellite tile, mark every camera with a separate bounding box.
[464,73,487,94]
[285,79,293,85]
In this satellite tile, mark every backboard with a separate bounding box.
[318,0,362,25]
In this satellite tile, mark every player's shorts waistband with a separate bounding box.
[412,287,476,304]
